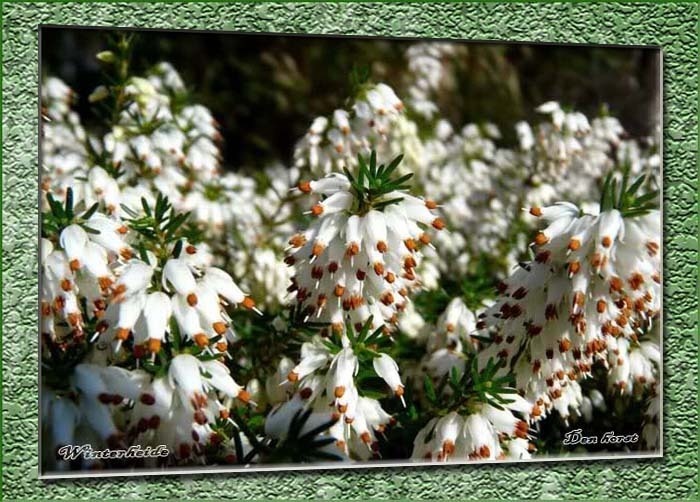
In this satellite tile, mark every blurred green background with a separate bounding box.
[41,26,660,171]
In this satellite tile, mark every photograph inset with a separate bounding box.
[40,27,661,476]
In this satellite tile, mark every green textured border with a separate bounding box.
[2,2,698,500]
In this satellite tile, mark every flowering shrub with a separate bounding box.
[40,35,660,472]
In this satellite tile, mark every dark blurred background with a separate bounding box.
[41,27,660,171]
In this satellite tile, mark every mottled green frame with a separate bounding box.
[2,1,697,500]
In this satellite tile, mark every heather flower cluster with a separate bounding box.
[40,36,661,474]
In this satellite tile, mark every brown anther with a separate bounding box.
[356,269,366,281]
[148,415,161,429]
[345,242,359,257]
[404,238,417,252]
[289,234,307,248]
[373,262,385,276]
[147,338,162,353]
[297,181,312,193]
[360,432,371,444]
[432,218,445,230]
[60,278,72,292]
[193,333,209,347]
[568,238,581,251]
[311,242,325,257]
[193,410,208,425]
[186,293,198,306]
[609,276,623,293]
[532,360,541,373]
[527,324,542,336]
[512,287,527,300]
[419,233,431,245]
[646,241,659,257]
[602,236,612,248]
[545,349,554,360]
[237,390,251,403]
[328,262,339,274]
[442,440,456,456]
[53,296,66,311]
[545,304,558,320]
[69,259,81,271]
[185,245,197,255]
[242,297,256,310]
[216,341,228,352]
[535,250,551,263]
[376,241,388,253]
[568,261,581,276]
[559,339,572,352]
[311,204,324,216]
[628,273,644,291]
[534,232,549,246]
[97,276,113,290]
[117,225,128,235]
[98,393,113,404]
[529,207,542,217]
[115,327,130,341]
[334,386,345,398]
[120,248,133,260]
[381,292,395,306]
[334,284,345,297]
[212,321,227,335]
[140,393,156,405]
[311,265,324,280]
[299,387,313,399]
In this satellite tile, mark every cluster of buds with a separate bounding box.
[285,157,444,338]
[411,400,533,462]
[477,201,661,418]
[127,354,251,463]
[98,245,259,357]
[272,334,403,459]
[41,218,132,342]
[294,83,404,176]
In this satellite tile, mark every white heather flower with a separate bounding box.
[373,353,405,404]
[287,170,443,336]
[294,83,405,176]
[139,292,172,352]
[428,298,478,353]
[404,42,459,120]
[59,224,89,271]
[85,213,133,260]
[477,203,660,418]
[412,393,532,462]
[162,258,198,304]
[280,336,399,459]
[112,259,154,302]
